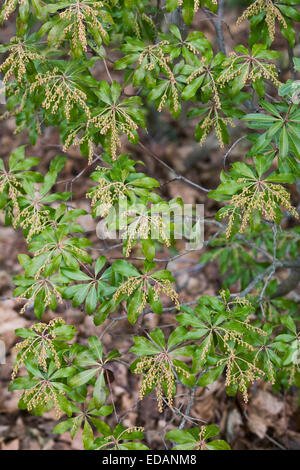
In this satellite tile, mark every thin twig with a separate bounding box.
[103,57,113,85]
[138,142,211,193]
[100,315,127,340]
[178,384,197,430]
[259,224,277,317]
[105,369,120,422]
[65,154,102,200]
[223,135,247,168]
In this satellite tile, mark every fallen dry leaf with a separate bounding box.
[247,413,267,439]
[251,390,284,417]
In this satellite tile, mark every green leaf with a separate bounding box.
[149,328,165,349]
[151,270,174,282]
[127,289,143,324]
[207,440,231,450]
[264,173,295,183]
[281,315,296,334]
[93,372,106,408]
[166,0,179,12]
[61,268,91,281]
[69,368,98,387]
[169,24,182,40]
[279,126,289,158]
[129,337,161,356]
[72,284,91,307]
[95,256,106,276]
[82,420,94,450]
[52,419,73,434]
[255,153,273,177]
[88,336,103,361]
[141,238,155,262]
[202,425,220,439]
[166,429,196,444]
[232,162,255,179]
[182,0,195,25]
[86,285,97,315]
[197,365,225,387]
[182,76,203,100]
[113,260,140,277]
